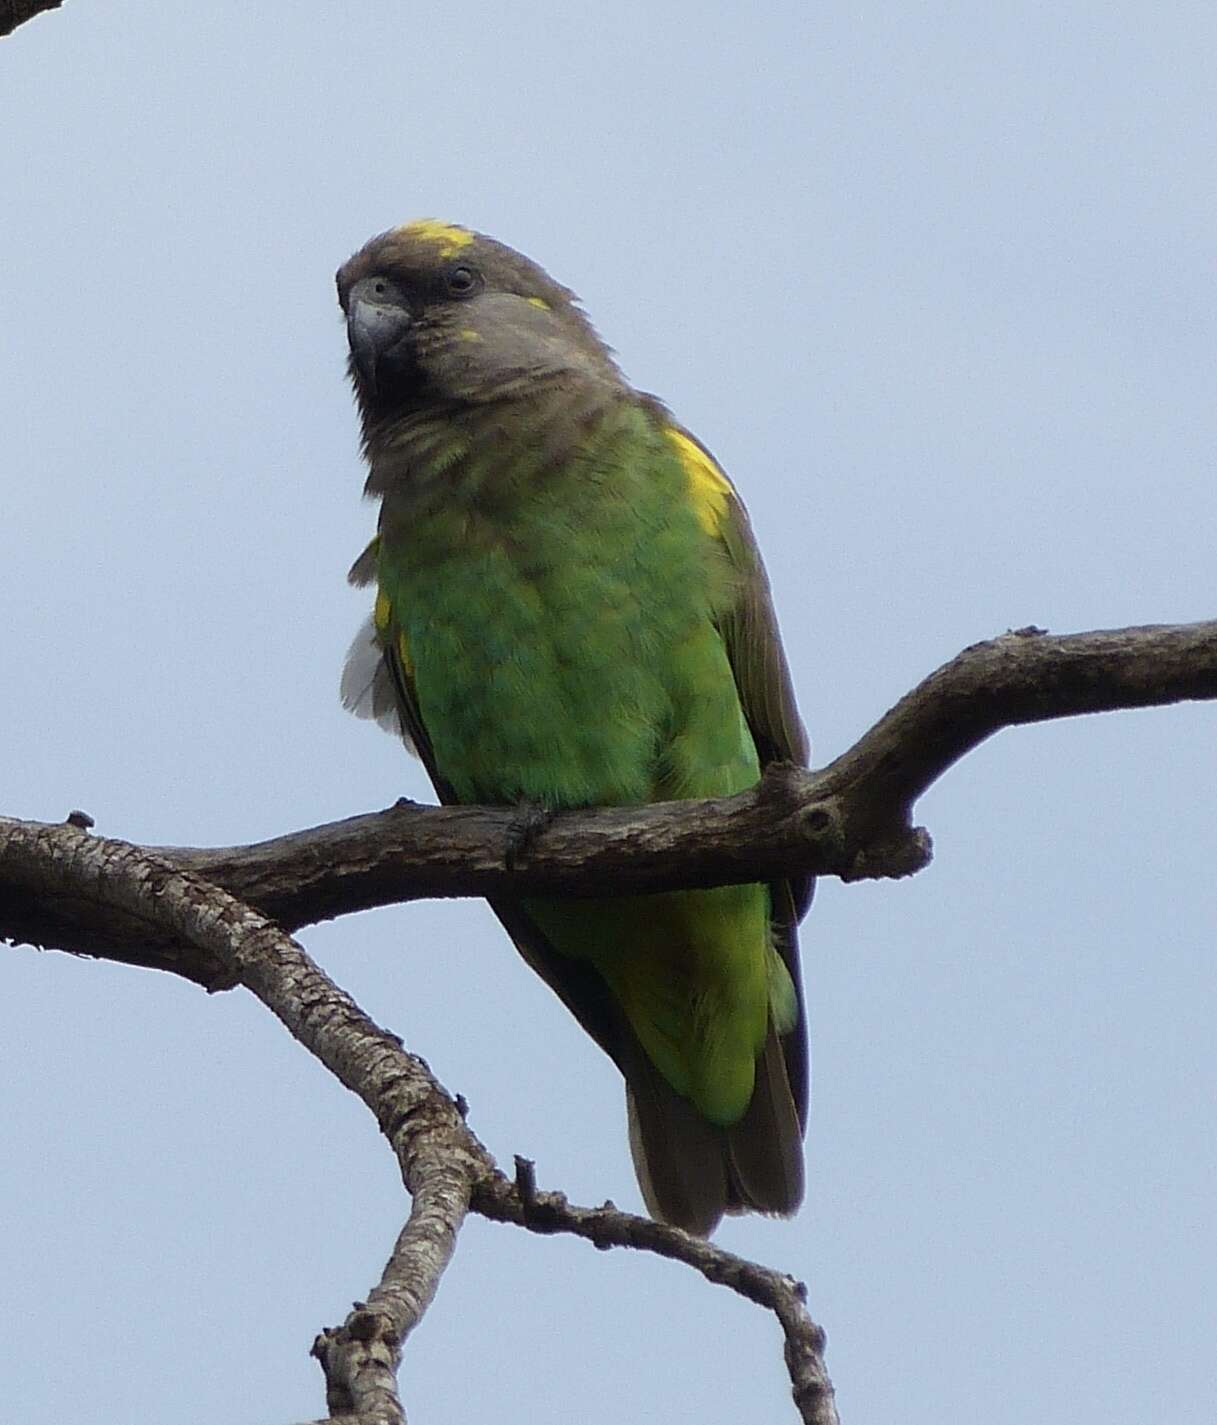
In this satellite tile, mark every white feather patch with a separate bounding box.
[340,614,417,754]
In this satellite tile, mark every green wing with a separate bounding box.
[664,422,813,1126]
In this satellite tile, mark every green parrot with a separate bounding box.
[338,220,811,1236]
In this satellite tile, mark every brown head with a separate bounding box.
[336,220,622,439]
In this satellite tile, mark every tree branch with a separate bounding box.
[1,811,838,1422]
[1,819,482,1419]
[4,618,1207,1417]
[475,1159,838,1425]
[812,619,1217,842]
[3,620,1213,982]
[0,0,63,39]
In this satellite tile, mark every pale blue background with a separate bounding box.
[1,4,1213,1422]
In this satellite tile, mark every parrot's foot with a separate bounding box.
[504,802,555,870]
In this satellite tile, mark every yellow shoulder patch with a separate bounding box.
[373,584,414,677]
[526,296,551,310]
[665,427,733,538]
[397,628,415,680]
[395,219,474,258]
[373,587,392,637]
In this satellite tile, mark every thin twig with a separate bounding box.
[472,1172,838,1425]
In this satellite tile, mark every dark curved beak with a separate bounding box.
[347,278,413,392]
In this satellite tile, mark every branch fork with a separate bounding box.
[3,619,1214,1421]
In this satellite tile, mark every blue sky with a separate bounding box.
[1,3,1213,1422]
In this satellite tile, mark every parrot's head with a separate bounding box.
[337,220,620,436]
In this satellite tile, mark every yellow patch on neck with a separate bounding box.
[665,427,733,537]
[526,296,551,310]
[396,219,474,257]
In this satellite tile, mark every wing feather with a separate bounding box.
[665,423,813,1128]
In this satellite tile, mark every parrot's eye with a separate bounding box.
[445,265,480,296]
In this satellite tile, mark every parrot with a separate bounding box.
[337,220,811,1236]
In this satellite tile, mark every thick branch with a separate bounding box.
[813,619,1217,842]
[3,620,1213,981]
